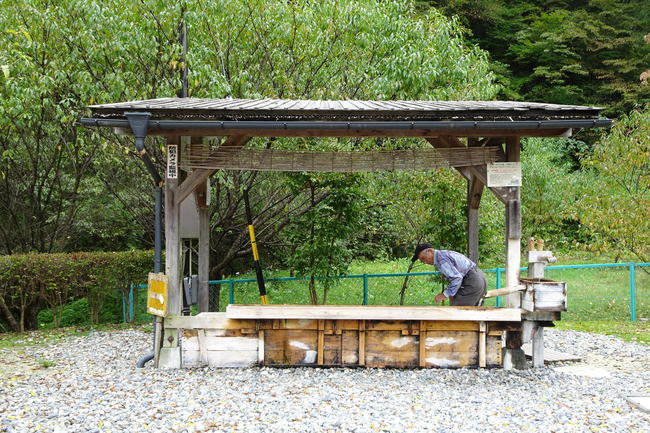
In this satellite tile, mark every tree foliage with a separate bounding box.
[579,107,650,262]
[426,0,650,116]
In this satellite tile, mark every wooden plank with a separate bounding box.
[422,321,480,331]
[317,319,325,365]
[204,350,258,367]
[197,329,208,363]
[258,319,319,330]
[258,330,264,364]
[419,321,426,367]
[424,331,478,353]
[165,313,255,329]
[342,330,359,365]
[365,331,419,368]
[226,305,521,322]
[324,334,342,365]
[487,335,502,366]
[264,330,318,365]
[359,320,366,366]
[478,321,487,368]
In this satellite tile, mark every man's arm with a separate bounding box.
[438,260,463,298]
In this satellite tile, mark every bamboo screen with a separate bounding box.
[182,145,500,173]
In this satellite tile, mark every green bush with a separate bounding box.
[0,250,153,332]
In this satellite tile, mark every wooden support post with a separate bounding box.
[194,164,210,313]
[198,205,210,312]
[419,320,426,368]
[197,329,208,364]
[317,319,325,365]
[358,320,366,366]
[467,139,483,263]
[159,135,182,368]
[503,136,526,370]
[192,137,211,313]
[467,172,484,264]
[478,321,487,368]
[532,327,544,368]
[258,330,265,364]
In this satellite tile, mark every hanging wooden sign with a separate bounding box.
[487,162,521,187]
[167,145,178,179]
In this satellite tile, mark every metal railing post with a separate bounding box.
[495,267,502,308]
[129,284,134,322]
[362,274,369,305]
[121,291,127,323]
[229,281,235,305]
[629,263,636,322]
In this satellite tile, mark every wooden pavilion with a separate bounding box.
[81,98,610,369]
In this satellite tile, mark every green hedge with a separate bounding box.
[0,251,153,332]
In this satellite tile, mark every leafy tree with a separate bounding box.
[425,0,650,115]
[579,107,650,262]
[0,0,498,289]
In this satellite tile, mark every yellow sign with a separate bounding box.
[147,272,168,317]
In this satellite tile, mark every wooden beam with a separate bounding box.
[467,172,484,263]
[131,127,574,138]
[225,305,521,322]
[468,165,514,204]
[175,135,250,205]
[184,146,502,173]
[426,137,512,204]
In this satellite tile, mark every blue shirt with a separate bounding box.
[433,250,476,297]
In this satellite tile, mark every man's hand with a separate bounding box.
[434,293,447,304]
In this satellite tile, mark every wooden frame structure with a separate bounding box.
[81,97,610,369]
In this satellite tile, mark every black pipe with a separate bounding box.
[154,186,162,273]
[243,188,268,304]
[126,112,165,369]
[81,117,612,131]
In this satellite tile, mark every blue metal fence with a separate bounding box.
[205,262,649,321]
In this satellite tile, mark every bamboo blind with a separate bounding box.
[182,145,500,172]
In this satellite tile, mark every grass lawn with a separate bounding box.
[215,256,649,324]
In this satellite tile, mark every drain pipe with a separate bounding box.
[125,112,163,368]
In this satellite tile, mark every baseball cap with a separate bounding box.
[411,243,433,262]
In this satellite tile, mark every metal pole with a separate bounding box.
[229,281,235,305]
[154,186,162,273]
[129,284,134,322]
[362,274,369,305]
[243,188,268,304]
[122,292,127,323]
[629,262,636,322]
[495,268,501,308]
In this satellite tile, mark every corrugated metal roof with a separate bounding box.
[88,97,603,121]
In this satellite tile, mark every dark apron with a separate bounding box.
[450,267,487,307]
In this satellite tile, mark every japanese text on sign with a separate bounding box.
[487,162,521,187]
[167,145,178,179]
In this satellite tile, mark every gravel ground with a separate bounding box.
[1,327,648,433]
